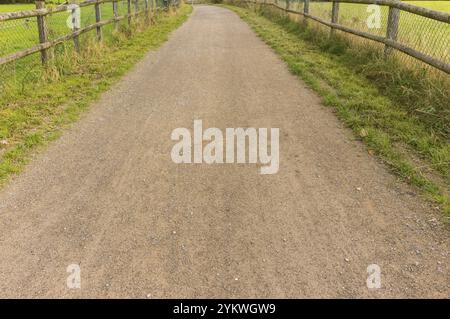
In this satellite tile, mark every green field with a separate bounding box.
[408,1,450,12]
[0,1,449,12]
[0,1,132,57]
[0,1,448,59]
[0,4,33,12]
[278,0,450,65]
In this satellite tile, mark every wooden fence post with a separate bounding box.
[145,0,149,23]
[151,0,155,23]
[35,1,49,65]
[385,3,400,57]
[127,0,132,25]
[95,1,102,41]
[113,0,119,30]
[303,0,309,27]
[330,1,339,36]
[70,0,80,52]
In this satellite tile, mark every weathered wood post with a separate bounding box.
[385,1,400,57]
[303,0,309,27]
[70,0,80,52]
[285,0,290,18]
[113,0,119,30]
[330,1,339,36]
[95,0,102,41]
[151,0,155,24]
[127,0,132,25]
[304,0,309,14]
[35,1,49,65]
[145,0,149,23]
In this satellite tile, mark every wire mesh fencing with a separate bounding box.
[396,7,449,67]
[235,0,450,77]
[0,16,40,57]
[0,0,177,97]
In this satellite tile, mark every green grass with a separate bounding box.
[275,0,450,67]
[222,3,450,218]
[0,4,193,188]
[1,1,447,66]
[0,2,132,57]
[407,1,450,12]
[0,4,34,12]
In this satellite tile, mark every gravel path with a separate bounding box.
[0,6,448,298]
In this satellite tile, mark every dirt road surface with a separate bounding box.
[0,6,448,298]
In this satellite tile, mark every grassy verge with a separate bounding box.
[222,3,450,218]
[0,4,192,188]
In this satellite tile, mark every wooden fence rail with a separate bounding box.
[0,0,175,67]
[240,0,450,74]
[0,0,116,22]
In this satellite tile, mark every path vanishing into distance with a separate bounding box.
[0,6,448,298]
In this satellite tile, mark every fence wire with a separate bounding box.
[245,0,450,76]
[0,0,173,97]
[0,16,39,57]
[397,9,450,67]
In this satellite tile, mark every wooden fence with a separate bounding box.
[0,0,176,67]
[238,0,450,74]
